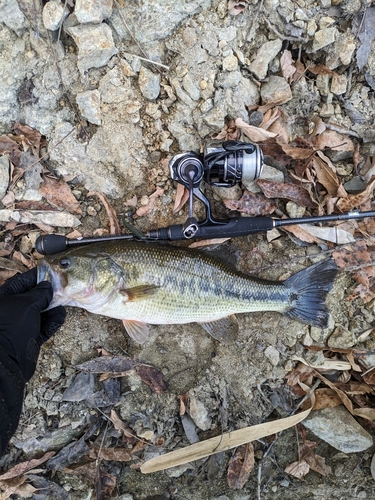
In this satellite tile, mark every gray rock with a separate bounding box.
[75,0,113,23]
[343,176,367,193]
[222,53,238,72]
[328,326,357,348]
[0,155,9,200]
[261,75,292,104]
[0,0,26,33]
[203,105,226,131]
[67,23,118,73]
[312,27,338,52]
[225,76,260,120]
[250,38,282,80]
[216,70,242,89]
[48,122,118,195]
[264,346,280,366]
[139,66,161,100]
[182,73,200,101]
[189,394,211,431]
[303,405,373,453]
[171,77,194,106]
[20,151,43,201]
[109,0,211,43]
[42,0,68,31]
[76,89,101,125]
[331,74,347,95]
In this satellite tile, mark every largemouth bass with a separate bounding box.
[37,241,337,344]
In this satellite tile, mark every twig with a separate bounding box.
[263,16,308,43]
[325,122,360,138]
[245,0,264,42]
[121,51,170,70]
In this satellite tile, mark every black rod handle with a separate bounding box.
[36,233,135,255]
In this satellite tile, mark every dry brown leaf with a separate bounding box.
[136,187,164,217]
[188,237,231,248]
[0,136,19,155]
[291,223,355,245]
[14,122,42,156]
[299,439,332,476]
[282,224,321,244]
[257,179,318,208]
[89,447,132,462]
[235,118,277,142]
[0,476,37,500]
[311,116,327,136]
[301,388,342,411]
[260,108,282,130]
[87,191,120,235]
[95,466,116,500]
[13,251,33,267]
[307,64,338,76]
[224,191,277,216]
[332,241,372,269]
[280,50,296,83]
[39,177,82,215]
[1,191,15,208]
[0,451,55,480]
[285,459,310,479]
[227,443,255,489]
[293,59,306,82]
[228,0,247,15]
[311,129,354,154]
[336,178,375,212]
[141,400,315,473]
[279,142,314,160]
[135,364,167,394]
[173,183,189,213]
[311,152,347,197]
[110,409,137,440]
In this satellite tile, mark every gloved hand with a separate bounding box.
[0,268,66,381]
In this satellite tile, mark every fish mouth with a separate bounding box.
[37,259,66,308]
[37,259,48,283]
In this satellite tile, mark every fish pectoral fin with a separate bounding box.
[198,315,239,344]
[122,319,149,344]
[120,284,159,302]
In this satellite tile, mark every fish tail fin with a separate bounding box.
[284,259,337,328]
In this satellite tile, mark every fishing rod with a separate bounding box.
[35,140,375,255]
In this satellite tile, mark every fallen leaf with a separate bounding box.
[299,439,332,476]
[87,191,120,235]
[173,183,189,213]
[235,118,277,142]
[188,237,231,248]
[39,177,82,215]
[332,241,372,269]
[279,142,314,160]
[311,116,327,136]
[290,223,355,244]
[0,476,37,500]
[136,187,164,217]
[76,355,135,374]
[95,465,116,500]
[224,190,277,216]
[228,0,247,15]
[0,136,19,155]
[311,129,354,154]
[301,388,342,411]
[89,447,132,462]
[285,459,310,479]
[257,179,318,208]
[336,178,375,212]
[307,64,338,76]
[227,443,255,489]
[135,364,168,394]
[14,122,42,156]
[280,50,296,83]
[311,152,347,197]
[110,410,137,441]
[0,451,55,480]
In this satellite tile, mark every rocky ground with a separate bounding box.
[1,0,375,499]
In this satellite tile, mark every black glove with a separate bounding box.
[0,268,66,381]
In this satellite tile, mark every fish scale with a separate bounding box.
[37,241,337,344]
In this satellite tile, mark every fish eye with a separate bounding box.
[59,257,71,269]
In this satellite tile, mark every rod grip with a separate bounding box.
[35,234,68,255]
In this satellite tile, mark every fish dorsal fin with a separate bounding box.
[198,315,239,344]
[122,319,149,344]
[120,284,159,302]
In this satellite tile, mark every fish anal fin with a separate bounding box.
[198,315,238,344]
[122,319,149,344]
[120,284,159,302]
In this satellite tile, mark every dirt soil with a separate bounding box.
[1,0,375,499]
